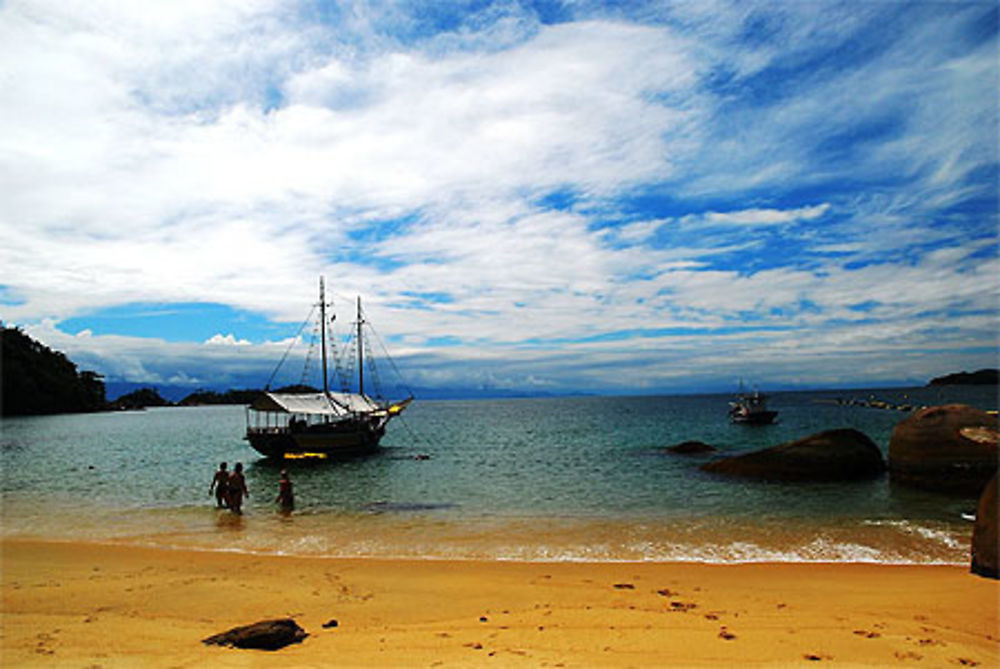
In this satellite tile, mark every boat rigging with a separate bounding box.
[244,278,412,459]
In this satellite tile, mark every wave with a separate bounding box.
[2,496,971,566]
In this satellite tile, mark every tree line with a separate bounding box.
[1,325,306,416]
[2,325,106,416]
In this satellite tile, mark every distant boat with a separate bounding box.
[245,278,412,459]
[728,386,778,425]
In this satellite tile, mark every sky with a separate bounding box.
[1,0,997,398]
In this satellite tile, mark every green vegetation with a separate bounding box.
[111,388,170,410]
[1,325,106,416]
[0,326,329,416]
[174,385,318,406]
[928,369,999,386]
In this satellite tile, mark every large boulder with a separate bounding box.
[888,404,998,495]
[700,428,885,481]
[203,619,308,650]
[971,473,998,579]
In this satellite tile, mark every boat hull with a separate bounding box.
[731,410,778,425]
[245,420,386,459]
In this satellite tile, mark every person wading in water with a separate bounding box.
[275,469,294,513]
[227,462,249,514]
[209,462,229,508]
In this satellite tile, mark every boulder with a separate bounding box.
[665,440,717,455]
[203,618,308,650]
[888,404,998,495]
[971,473,998,579]
[700,428,885,481]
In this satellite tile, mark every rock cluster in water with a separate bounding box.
[664,440,717,455]
[683,403,998,578]
[971,473,998,579]
[823,396,919,412]
[700,428,885,481]
[887,404,998,495]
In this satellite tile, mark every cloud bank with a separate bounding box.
[1,1,996,395]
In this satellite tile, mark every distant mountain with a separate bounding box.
[106,382,200,403]
[178,389,262,406]
[108,380,581,404]
[272,384,321,394]
[928,369,999,386]
[111,387,171,410]
[401,385,573,400]
[1,325,107,416]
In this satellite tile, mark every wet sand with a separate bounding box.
[2,539,997,666]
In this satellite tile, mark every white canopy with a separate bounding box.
[250,392,380,416]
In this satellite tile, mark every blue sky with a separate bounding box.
[1,0,997,397]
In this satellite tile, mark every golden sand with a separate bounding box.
[2,539,997,667]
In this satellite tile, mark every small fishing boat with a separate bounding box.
[245,278,412,459]
[729,387,778,425]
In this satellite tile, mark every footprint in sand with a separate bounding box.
[669,601,697,612]
[917,638,945,647]
[718,627,736,641]
[894,650,922,661]
[34,632,57,656]
[804,653,833,661]
[853,629,881,639]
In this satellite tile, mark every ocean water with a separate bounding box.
[1,386,995,564]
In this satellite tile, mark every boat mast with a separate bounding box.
[320,277,329,396]
[357,296,364,395]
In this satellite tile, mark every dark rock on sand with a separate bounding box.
[665,440,717,455]
[888,404,998,495]
[700,428,885,481]
[971,473,998,579]
[202,618,308,650]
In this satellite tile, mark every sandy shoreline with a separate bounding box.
[2,539,997,667]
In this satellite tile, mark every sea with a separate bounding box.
[1,386,996,565]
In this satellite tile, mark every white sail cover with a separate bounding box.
[251,392,380,416]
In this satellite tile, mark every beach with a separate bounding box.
[4,393,998,665]
[2,538,996,667]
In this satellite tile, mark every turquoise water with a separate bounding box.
[2,386,995,563]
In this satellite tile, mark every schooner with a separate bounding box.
[244,278,411,458]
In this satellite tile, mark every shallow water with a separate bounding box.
[2,386,994,563]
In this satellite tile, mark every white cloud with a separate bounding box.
[702,204,831,226]
[1,2,996,392]
[205,333,252,346]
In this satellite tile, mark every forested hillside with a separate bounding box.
[1,325,106,416]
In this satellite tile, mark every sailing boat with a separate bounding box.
[728,383,778,425]
[244,278,412,459]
